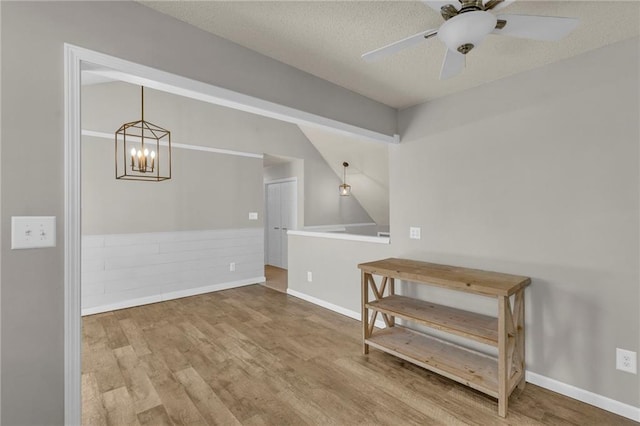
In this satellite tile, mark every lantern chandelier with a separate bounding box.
[115,86,171,181]
[339,162,351,196]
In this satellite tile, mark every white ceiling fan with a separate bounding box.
[362,0,579,80]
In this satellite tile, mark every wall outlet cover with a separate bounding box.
[249,212,258,220]
[409,227,421,240]
[307,271,313,282]
[616,348,637,374]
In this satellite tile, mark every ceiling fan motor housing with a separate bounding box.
[437,10,497,54]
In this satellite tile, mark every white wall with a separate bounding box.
[82,229,264,314]
[394,38,639,408]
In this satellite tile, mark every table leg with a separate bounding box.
[498,295,508,417]
[361,270,369,354]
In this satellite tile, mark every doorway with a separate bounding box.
[265,179,297,270]
[65,44,393,423]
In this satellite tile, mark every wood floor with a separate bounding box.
[82,285,634,426]
[264,265,287,293]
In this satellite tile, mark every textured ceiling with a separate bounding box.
[141,1,638,109]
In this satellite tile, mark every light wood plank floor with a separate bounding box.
[264,265,287,293]
[83,285,634,425]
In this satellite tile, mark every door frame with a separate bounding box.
[264,177,298,269]
[64,43,392,424]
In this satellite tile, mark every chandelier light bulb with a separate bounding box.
[143,148,149,157]
[137,150,142,158]
[150,151,156,159]
[130,147,136,156]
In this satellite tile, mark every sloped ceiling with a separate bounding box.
[299,126,389,226]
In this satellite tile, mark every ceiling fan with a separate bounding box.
[361,0,579,79]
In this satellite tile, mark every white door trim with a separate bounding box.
[64,43,391,425]
[64,44,82,426]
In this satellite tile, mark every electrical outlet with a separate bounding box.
[307,271,313,282]
[249,212,258,220]
[616,348,637,374]
[409,227,421,240]
[229,262,236,272]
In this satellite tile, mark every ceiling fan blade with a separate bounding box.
[440,49,465,80]
[484,0,516,11]
[421,1,458,14]
[493,14,579,41]
[362,29,438,62]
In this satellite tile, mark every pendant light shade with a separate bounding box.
[115,86,171,181]
[339,162,351,196]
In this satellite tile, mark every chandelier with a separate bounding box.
[115,86,171,181]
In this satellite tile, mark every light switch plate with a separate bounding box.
[12,216,56,249]
[249,212,258,220]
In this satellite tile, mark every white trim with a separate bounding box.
[287,230,390,244]
[82,129,263,159]
[72,44,397,145]
[303,222,376,230]
[64,44,82,426]
[526,371,640,422]
[0,3,3,420]
[82,276,264,316]
[264,177,298,185]
[286,288,386,329]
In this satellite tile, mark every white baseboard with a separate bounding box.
[286,288,386,329]
[286,289,640,422]
[526,371,639,422]
[82,276,265,316]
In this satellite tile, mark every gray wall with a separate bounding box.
[288,235,391,313]
[0,2,394,424]
[83,82,373,230]
[83,138,264,234]
[288,37,640,410]
[394,37,639,407]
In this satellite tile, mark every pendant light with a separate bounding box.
[115,86,171,181]
[339,162,351,196]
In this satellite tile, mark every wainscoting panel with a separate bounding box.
[81,228,265,315]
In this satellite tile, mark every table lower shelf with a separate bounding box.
[366,326,499,398]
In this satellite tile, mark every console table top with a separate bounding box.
[358,258,530,297]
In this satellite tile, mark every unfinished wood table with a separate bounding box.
[358,258,531,418]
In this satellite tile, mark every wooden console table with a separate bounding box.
[358,258,531,417]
